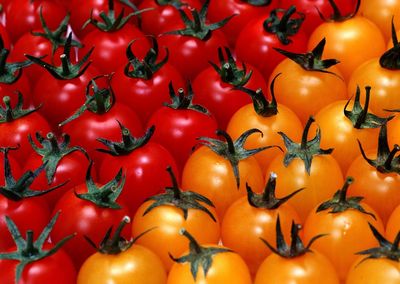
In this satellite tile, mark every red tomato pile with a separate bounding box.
[2,0,400,283]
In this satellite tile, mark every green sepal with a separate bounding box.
[169,228,232,280]
[344,86,392,129]
[28,132,89,184]
[209,47,252,87]
[164,81,210,115]
[31,7,82,58]
[164,0,235,40]
[156,0,190,8]
[75,161,126,209]
[0,212,75,283]
[263,5,305,45]
[59,74,115,127]
[198,128,280,188]
[124,37,169,80]
[242,0,272,6]
[356,223,400,263]
[235,73,279,117]
[260,215,326,258]
[0,147,68,201]
[317,0,360,22]
[0,93,39,123]
[380,18,400,70]
[143,166,217,222]
[316,177,376,219]
[25,33,93,80]
[278,116,333,175]
[274,38,341,77]
[246,172,304,209]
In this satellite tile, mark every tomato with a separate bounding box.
[97,124,179,214]
[266,116,344,221]
[132,167,220,270]
[167,229,252,284]
[78,216,167,284]
[308,1,386,81]
[111,37,185,125]
[386,204,400,242]
[182,129,268,220]
[269,38,347,125]
[192,46,268,130]
[0,213,77,284]
[221,172,301,275]
[235,5,308,81]
[303,177,385,281]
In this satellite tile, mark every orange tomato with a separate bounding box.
[386,203,400,241]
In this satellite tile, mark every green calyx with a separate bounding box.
[59,74,115,127]
[164,0,235,40]
[235,73,280,117]
[164,82,210,115]
[25,33,93,80]
[209,47,252,87]
[97,123,155,156]
[0,212,75,283]
[247,172,304,210]
[82,0,151,32]
[198,129,278,188]
[356,223,400,262]
[31,7,82,58]
[344,86,391,129]
[261,215,326,258]
[170,228,232,281]
[75,161,126,209]
[274,37,340,76]
[156,0,187,8]
[318,0,360,22]
[0,147,67,201]
[0,93,39,123]
[263,5,305,45]
[316,177,376,219]
[28,132,89,184]
[380,18,400,70]
[143,166,217,221]
[241,0,272,6]
[278,116,333,175]
[358,123,400,174]
[124,37,169,80]
[0,37,32,84]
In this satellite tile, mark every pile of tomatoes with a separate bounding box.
[1,0,400,283]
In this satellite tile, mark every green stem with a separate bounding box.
[60,54,71,76]
[301,117,315,150]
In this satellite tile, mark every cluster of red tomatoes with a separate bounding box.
[1,0,400,283]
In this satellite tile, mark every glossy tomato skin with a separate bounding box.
[97,141,179,214]
[192,63,267,130]
[254,250,340,284]
[235,14,308,81]
[5,0,67,43]
[139,0,202,36]
[386,204,400,241]
[77,244,167,284]
[132,200,221,270]
[112,62,185,125]
[167,248,252,284]
[158,31,229,80]
[0,244,77,284]
[221,197,301,275]
[51,184,131,269]
[303,203,384,281]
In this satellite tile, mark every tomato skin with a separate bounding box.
[269,59,347,125]
[254,250,340,284]
[77,244,167,284]
[221,197,301,275]
[266,154,344,222]
[0,244,77,284]
[303,203,384,281]
[132,200,221,270]
[386,204,400,241]
[167,248,252,284]
[182,146,265,220]
[192,63,268,130]
[347,59,400,117]
[308,16,386,82]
